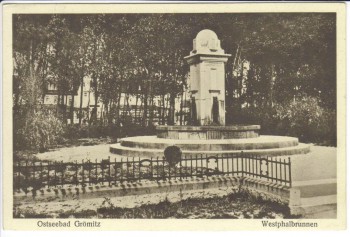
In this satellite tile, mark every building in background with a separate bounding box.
[43,77,190,126]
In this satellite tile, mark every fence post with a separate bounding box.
[270,157,274,182]
[82,159,85,186]
[241,151,244,176]
[205,155,208,177]
[284,158,287,186]
[114,157,117,185]
[47,161,50,188]
[101,159,104,185]
[248,154,251,176]
[75,160,78,186]
[162,156,165,180]
[95,159,97,185]
[88,160,91,186]
[156,157,159,181]
[221,154,224,174]
[236,153,239,175]
[190,155,193,178]
[226,153,229,175]
[279,158,282,185]
[266,156,269,182]
[200,154,203,177]
[254,155,258,178]
[169,157,171,180]
[61,161,64,186]
[120,158,123,183]
[245,154,248,177]
[231,154,234,175]
[132,157,135,182]
[54,161,56,187]
[179,157,182,181]
[32,161,35,191]
[138,157,141,182]
[275,157,278,183]
[126,157,129,180]
[40,161,43,188]
[17,161,21,191]
[108,156,111,186]
[288,157,292,187]
[150,157,153,180]
[173,157,176,179]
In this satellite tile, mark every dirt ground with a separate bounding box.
[14,188,293,219]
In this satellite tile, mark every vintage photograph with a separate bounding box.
[2,2,346,231]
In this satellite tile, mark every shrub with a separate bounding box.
[273,96,336,145]
[231,96,336,146]
[14,109,64,152]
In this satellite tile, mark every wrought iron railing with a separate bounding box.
[13,152,292,193]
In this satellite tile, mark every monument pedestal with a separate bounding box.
[156,125,260,140]
[184,29,230,126]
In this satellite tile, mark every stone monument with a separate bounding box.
[184,29,230,126]
[110,29,310,157]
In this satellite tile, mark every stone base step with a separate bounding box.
[290,179,337,218]
[110,142,310,158]
[302,204,337,219]
[120,135,299,151]
[293,179,337,198]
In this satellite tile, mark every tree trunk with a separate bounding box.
[142,90,148,127]
[134,94,139,124]
[269,63,275,107]
[61,93,67,124]
[180,87,184,125]
[29,39,36,113]
[56,91,61,117]
[63,94,67,124]
[148,74,154,127]
[106,101,111,125]
[94,77,98,124]
[139,94,144,126]
[161,94,165,125]
[92,40,98,125]
[87,89,91,137]
[116,90,122,126]
[79,77,84,125]
[122,92,127,121]
[126,93,130,120]
[70,92,75,124]
[168,93,175,125]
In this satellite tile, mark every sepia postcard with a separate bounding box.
[1,1,347,232]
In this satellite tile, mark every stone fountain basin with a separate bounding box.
[110,135,310,158]
[156,125,261,139]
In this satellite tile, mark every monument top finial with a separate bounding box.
[192,29,224,55]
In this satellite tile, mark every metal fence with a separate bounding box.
[13,152,292,192]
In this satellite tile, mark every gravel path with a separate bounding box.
[291,145,336,181]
